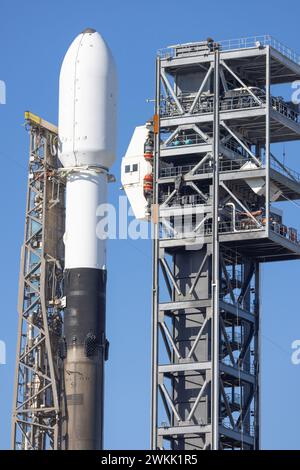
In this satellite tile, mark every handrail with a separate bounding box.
[158,35,300,66]
[160,156,300,183]
[160,218,299,245]
[160,92,300,124]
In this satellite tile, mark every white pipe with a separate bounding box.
[226,202,236,232]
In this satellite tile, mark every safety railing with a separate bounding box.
[271,96,299,121]
[163,215,299,241]
[160,164,196,178]
[159,219,264,241]
[160,154,300,185]
[159,158,247,178]
[270,221,299,244]
[204,220,262,235]
[160,93,300,123]
[163,132,246,156]
[223,139,247,157]
[219,35,300,65]
[164,132,207,147]
[159,193,207,207]
[219,158,252,173]
[160,216,300,247]
[158,35,300,66]
[160,93,262,117]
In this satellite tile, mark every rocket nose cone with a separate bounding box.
[65,29,114,63]
[81,27,96,34]
[58,29,117,170]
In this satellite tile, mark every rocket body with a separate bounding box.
[58,28,117,450]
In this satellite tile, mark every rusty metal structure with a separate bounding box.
[11,113,65,449]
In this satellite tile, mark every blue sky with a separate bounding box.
[0,0,300,450]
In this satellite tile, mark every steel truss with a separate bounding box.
[151,38,300,450]
[11,115,65,450]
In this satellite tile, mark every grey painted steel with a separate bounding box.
[266,46,271,236]
[212,49,220,450]
[150,56,161,450]
[151,37,300,450]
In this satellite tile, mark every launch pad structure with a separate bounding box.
[11,35,300,451]
[11,113,65,449]
[150,36,300,450]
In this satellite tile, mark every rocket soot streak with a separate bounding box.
[58,28,117,450]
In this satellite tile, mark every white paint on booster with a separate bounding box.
[58,29,117,270]
[64,171,107,269]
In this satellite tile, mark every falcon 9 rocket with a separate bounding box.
[58,28,117,450]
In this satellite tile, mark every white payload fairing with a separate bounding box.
[58,28,117,450]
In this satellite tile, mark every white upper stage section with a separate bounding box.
[58,28,117,169]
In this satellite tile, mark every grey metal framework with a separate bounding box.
[151,36,300,450]
[11,115,65,449]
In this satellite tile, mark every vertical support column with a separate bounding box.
[265,46,271,235]
[254,262,261,449]
[151,56,161,450]
[212,48,220,450]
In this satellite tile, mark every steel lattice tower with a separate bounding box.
[150,36,300,450]
[11,114,66,450]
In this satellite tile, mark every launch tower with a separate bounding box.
[11,113,65,449]
[143,36,300,450]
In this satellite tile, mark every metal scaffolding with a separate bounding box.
[151,36,300,450]
[11,113,65,450]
